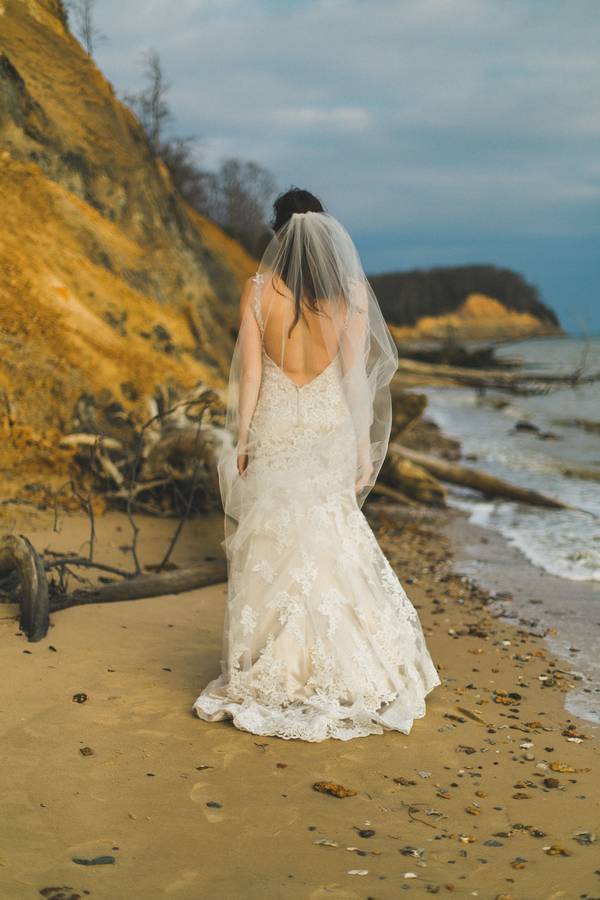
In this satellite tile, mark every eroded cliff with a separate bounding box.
[0,0,256,497]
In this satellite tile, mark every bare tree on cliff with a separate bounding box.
[159,137,215,212]
[204,158,276,257]
[125,50,276,256]
[125,49,172,155]
[66,0,105,57]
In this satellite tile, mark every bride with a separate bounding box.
[193,188,441,741]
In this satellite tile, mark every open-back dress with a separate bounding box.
[192,262,441,741]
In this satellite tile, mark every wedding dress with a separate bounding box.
[193,212,441,741]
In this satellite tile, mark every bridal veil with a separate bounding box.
[218,210,399,534]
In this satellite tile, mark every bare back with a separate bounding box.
[257,274,348,387]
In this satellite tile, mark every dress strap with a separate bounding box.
[251,273,264,332]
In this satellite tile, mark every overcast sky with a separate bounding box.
[94,0,600,333]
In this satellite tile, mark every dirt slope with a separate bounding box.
[0,0,256,498]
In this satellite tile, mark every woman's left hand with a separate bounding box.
[237,450,249,477]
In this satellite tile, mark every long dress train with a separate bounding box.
[192,282,441,741]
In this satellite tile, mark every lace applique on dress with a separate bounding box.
[251,272,264,332]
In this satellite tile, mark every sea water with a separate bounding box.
[421,335,600,723]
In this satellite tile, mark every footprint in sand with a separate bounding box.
[189,781,224,821]
[308,887,361,900]
[164,869,205,894]
[39,888,85,900]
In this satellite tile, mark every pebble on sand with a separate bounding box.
[313,781,357,798]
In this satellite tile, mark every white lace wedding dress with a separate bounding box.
[192,274,441,741]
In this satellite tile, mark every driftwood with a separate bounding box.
[381,454,447,507]
[59,433,123,451]
[388,444,577,511]
[553,417,600,435]
[0,389,228,641]
[393,358,600,394]
[0,531,227,641]
[0,535,49,641]
[390,390,428,435]
[396,340,519,369]
[143,426,223,498]
[558,463,600,483]
[51,558,227,610]
[369,482,419,507]
[59,387,224,524]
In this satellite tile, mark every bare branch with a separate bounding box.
[124,49,172,154]
[67,0,106,56]
[44,555,132,579]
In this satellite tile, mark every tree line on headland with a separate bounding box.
[368,265,560,329]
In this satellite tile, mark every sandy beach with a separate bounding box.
[1,501,598,900]
[1,4,597,898]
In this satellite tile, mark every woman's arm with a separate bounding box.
[340,281,373,491]
[236,277,263,475]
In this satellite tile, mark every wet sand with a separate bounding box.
[0,503,598,899]
[444,512,600,727]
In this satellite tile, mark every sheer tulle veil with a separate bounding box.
[217,210,399,541]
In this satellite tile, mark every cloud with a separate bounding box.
[93,0,600,326]
[268,106,371,132]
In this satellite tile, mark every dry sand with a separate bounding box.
[0,502,598,900]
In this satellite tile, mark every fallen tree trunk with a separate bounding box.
[0,535,49,641]
[388,444,575,511]
[1,532,227,640]
[50,558,227,609]
[557,463,600,483]
[393,358,600,392]
[369,482,420,507]
[381,455,447,507]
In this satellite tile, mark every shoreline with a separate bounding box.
[443,507,600,728]
[1,503,599,898]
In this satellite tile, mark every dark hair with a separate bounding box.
[269,187,332,336]
[270,186,325,232]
